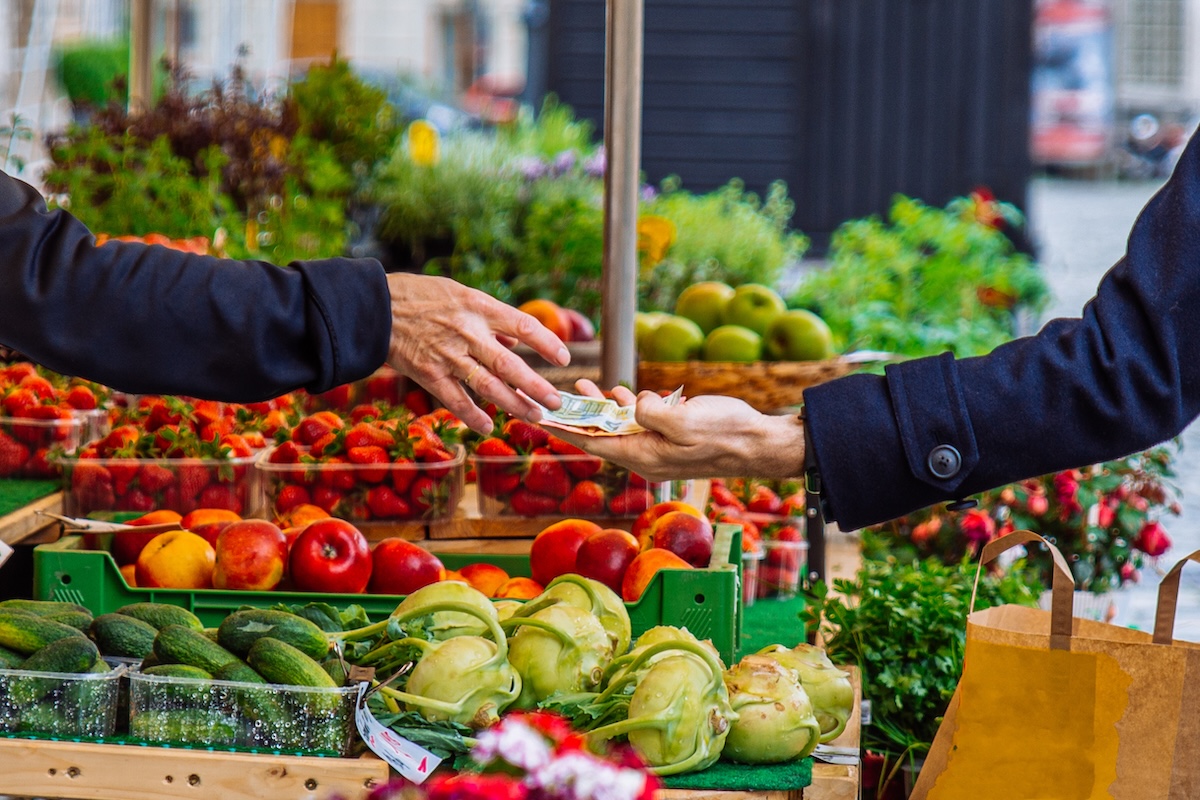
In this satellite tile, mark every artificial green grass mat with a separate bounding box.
[663,755,813,790]
[0,479,59,518]
[738,593,808,658]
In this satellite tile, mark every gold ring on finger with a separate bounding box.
[464,362,483,389]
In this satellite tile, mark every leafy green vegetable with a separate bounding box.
[368,706,475,763]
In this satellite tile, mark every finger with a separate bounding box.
[574,379,606,398]
[478,342,562,412]
[633,391,685,437]
[610,385,638,405]
[496,334,519,349]
[425,374,494,435]
[480,295,571,367]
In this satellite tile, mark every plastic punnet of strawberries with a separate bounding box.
[0,362,110,479]
[864,444,1181,593]
[332,710,659,800]
[262,407,466,523]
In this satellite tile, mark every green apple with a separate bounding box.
[722,283,786,336]
[675,281,735,335]
[642,314,705,362]
[765,309,835,361]
[703,325,763,362]
[635,311,673,355]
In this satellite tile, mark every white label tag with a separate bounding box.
[0,540,13,569]
[354,683,442,784]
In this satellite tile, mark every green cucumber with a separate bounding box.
[152,624,242,673]
[217,609,329,660]
[90,613,158,659]
[141,664,215,705]
[130,709,238,745]
[114,602,203,632]
[211,660,289,732]
[0,599,91,616]
[0,643,24,669]
[12,637,100,705]
[0,609,87,656]
[44,610,95,632]
[246,637,337,688]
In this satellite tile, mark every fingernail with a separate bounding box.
[542,392,561,409]
[526,409,542,424]
[557,347,570,366]
[478,419,494,436]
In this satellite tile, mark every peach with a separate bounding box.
[459,562,511,597]
[651,510,715,567]
[443,569,466,583]
[494,576,545,600]
[212,519,289,591]
[369,538,445,595]
[575,528,640,594]
[108,509,187,566]
[276,503,331,530]
[529,518,602,587]
[621,548,692,603]
[119,563,137,587]
[632,501,702,550]
[517,299,571,343]
[135,530,216,589]
[180,508,243,550]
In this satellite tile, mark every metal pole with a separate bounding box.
[601,0,643,390]
[129,0,153,113]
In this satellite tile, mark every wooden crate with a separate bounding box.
[638,358,861,411]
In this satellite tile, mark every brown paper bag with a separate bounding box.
[911,530,1200,800]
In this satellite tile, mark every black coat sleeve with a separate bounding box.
[0,171,391,402]
[803,129,1200,532]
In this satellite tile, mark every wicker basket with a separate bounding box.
[637,358,862,411]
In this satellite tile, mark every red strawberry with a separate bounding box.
[780,492,805,517]
[275,484,311,513]
[409,475,440,514]
[547,436,603,479]
[293,415,336,446]
[64,385,98,410]
[268,440,303,464]
[709,481,746,512]
[474,437,520,496]
[523,450,571,498]
[117,487,156,513]
[0,431,30,477]
[608,487,652,517]
[2,387,38,417]
[475,437,517,459]
[502,418,549,452]
[176,463,211,511]
[70,461,115,512]
[108,461,139,495]
[391,456,418,495]
[348,445,390,483]
[344,421,394,450]
[748,485,784,515]
[559,480,606,516]
[318,456,358,491]
[18,374,54,399]
[24,447,55,478]
[367,486,412,519]
[309,431,340,458]
[403,389,432,417]
[219,433,253,458]
[197,483,242,514]
[134,463,171,495]
[99,425,141,457]
[416,443,458,480]
[510,488,561,517]
[311,485,345,514]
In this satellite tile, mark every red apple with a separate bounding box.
[529,518,602,587]
[108,510,185,566]
[212,519,289,591]
[575,528,640,593]
[632,501,703,551]
[651,510,715,568]
[369,538,446,595]
[288,518,372,594]
[563,308,596,342]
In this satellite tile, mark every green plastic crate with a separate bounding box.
[34,527,743,664]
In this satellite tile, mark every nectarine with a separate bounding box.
[135,530,216,589]
[518,299,571,343]
[651,511,714,567]
[494,577,544,599]
[459,562,511,597]
[621,548,692,602]
[632,501,702,550]
[575,529,640,594]
[529,518,601,587]
[212,519,289,591]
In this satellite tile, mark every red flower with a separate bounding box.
[1053,471,1082,518]
[425,774,528,800]
[1120,561,1139,584]
[1027,492,1049,516]
[911,515,943,545]
[960,509,996,543]
[1134,520,1172,557]
[1096,501,1115,529]
[514,710,574,745]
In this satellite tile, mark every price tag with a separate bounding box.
[0,540,12,569]
[354,683,442,784]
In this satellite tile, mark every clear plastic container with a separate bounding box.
[128,668,359,755]
[757,539,809,599]
[472,452,661,518]
[0,661,126,738]
[0,415,85,479]
[742,547,764,607]
[57,454,260,517]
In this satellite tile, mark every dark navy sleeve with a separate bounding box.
[0,170,391,402]
[804,129,1200,531]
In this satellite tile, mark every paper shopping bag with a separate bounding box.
[911,530,1200,800]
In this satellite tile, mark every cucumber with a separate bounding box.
[152,624,242,673]
[246,637,337,689]
[90,613,158,659]
[212,660,289,732]
[114,602,203,632]
[143,664,214,680]
[0,643,24,669]
[320,655,348,687]
[212,661,267,685]
[12,636,100,705]
[217,609,329,660]
[142,664,215,705]
[0,599,91,616]
[44,610,95,632]
[130,708,238,745]
[0,610,87,656]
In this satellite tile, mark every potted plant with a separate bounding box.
[802,555,1041,798]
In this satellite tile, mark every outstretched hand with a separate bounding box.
[385,273,569,433]
[548,379,807,481]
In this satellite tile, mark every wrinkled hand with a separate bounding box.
[386,273,569,433]
[548,379,807,481]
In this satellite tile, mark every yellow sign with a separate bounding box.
[407,120,440,166]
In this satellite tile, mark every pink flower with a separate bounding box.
[473,718,553,773]
[1134,520,1172,557]
[1053,471,1082,517]
[1027,493,1049,516]
[1120,561,1139,584]
[527,751,651,800]
[426,774,529,800]
[960,509,996,543]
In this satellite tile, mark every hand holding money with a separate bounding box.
[533,387,683,436]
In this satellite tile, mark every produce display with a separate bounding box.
[637,281,834,363]
[0,362,109,478]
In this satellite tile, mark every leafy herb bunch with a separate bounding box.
[864,444,1180,593]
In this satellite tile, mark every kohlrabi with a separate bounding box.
[503,604,613,709]
[513,574,632,655]
[722,654,822,763]
[757,643,854,742]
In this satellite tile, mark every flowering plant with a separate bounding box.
[863,445,1181,593]
[352,711,659,800]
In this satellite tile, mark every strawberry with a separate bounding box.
[0,431,29,477]
[311,485,345,514]
[349,404,384,425]
[609,487,652,517]
[547,436,602,479]
[474,437,520,496]
[241,431,267,449]
[99,425,141,457]
[416,443,458,480]
[523,450,571,498]
[780,492,806,517]
[268,440,303,464]
[275,483,311,513]
[24,447,55,478]
[177,463,211,511]
[192,399,224,428]
[108,461,139,495]
[344,421,394,450]
[71,461,115,512]
[709,481,746,512]
[317,456,357,491]
[367,485,412,519]
[64,385,98,411]
[138,463,176,494]
[2,387,38,416]
[348,445,390,483]
[293,414,336,446]
[199,417,236,443]
[18,374,54,399]
[219,433,253,458]
[117,487,156,513]
[509,488,561,517]
[559,480,606,516]
[748,485,784,515]
[403,389,432,417]
[309,431,341,458]
[153,424,186,457]
[197,483,243,514]
[409,475,440,515]
[475,437,517,459]
[502,418,549,452]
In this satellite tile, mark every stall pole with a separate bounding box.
[600,0,644,390]
[129,0,153,112]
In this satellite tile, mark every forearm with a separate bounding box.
[0,172,391,401]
